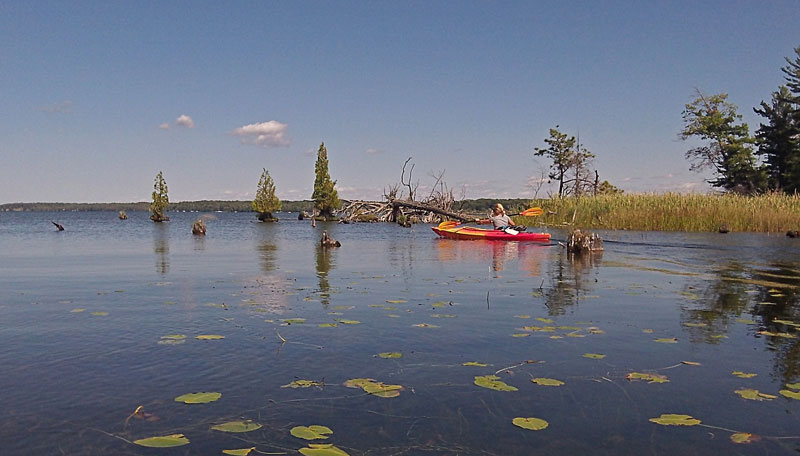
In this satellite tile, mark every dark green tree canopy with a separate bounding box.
[311,142,340,218]
[680,90,765,193]
[754,86,800,193]
[534,126,597,197]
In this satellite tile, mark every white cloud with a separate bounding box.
[176,114,195,128]
[39,100,73,114]
[232,121,290,148]
[158,122,170,130]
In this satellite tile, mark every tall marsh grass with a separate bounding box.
[517,193,800,233]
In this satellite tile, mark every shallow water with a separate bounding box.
[1,211,799,455]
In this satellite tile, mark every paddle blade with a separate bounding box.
[520,207,544,217]
[438,220,460,229]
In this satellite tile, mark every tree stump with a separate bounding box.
[192,219,206,235]
[566,229,603,253]
[321,231,341,247]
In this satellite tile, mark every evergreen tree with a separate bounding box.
[311,142,340,219]
[252,168,281,221]
[150,171,170,222]
[680,90,766,193]
[754,86,800,192]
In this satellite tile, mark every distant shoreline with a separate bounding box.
[0,198,532,214]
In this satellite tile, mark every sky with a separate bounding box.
[2,1,799,204]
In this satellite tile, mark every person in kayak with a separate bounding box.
[478,203,517,230]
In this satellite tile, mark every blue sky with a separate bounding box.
[2,1,799,203]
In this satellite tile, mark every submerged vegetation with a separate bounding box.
[518,193,800,232]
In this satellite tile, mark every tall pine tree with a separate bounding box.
[150,171,170,222]
[311,142,340,219]
[754,86,800,193]
[252,168,281,221]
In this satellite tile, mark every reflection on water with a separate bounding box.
[542,250,602,315]
[257,241,278,273]
[152,223,169,275]
[315,244,336,307]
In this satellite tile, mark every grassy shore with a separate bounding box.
[516,193,800,233]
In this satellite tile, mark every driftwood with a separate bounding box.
[337,199,479,225]
[321,231,340,247]
[52,221,64,231]
[191,219,206,235]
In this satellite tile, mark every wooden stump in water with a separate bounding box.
[566,229,603,253]
[321,231,341,247]
[788,230,799,238]
[118,210,128,220]
[192,219,206,235]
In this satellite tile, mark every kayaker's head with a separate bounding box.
[492,203,505,215]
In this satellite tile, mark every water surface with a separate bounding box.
[1,211,799,455]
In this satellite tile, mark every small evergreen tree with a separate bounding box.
[534,127,576,198]
[311,142,340,219]
[150,171,170,222]
[252,168,281,221]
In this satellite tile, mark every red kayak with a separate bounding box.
[432,224,551,242]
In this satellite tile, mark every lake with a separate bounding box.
[1,211,799,455]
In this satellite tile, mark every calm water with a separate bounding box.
[1,211,799,455]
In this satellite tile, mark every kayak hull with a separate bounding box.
[432,226,551,242]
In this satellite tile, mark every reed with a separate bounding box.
[516,193,800,233]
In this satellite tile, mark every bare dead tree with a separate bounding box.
[401,157,417,201]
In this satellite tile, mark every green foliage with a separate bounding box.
[133,434,190,447]
[312,142,340,218]
[755,86,800,193]
[149,171,169,221]
[534,126,576,198]
[522,193,800,232]
[252,168,281,219]
[596,180,623,194]
[680,90,766,193]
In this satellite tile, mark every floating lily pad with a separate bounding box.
[282,380,323,388]
[70,308,85,313]
[223,448,256,455]
[642,329,654,333]
[536,317,553,323]
[161,334,186,340]
[378,352,402,359]
[758,330,797,339]
[91,312,109,316]
[319,323,338,328]
[730,433,760,444]
[343,378,404,398]
[211,420,263,433]
[626,372,669,384]
[654,338,678,343]
[786,382,800,390]
[299,443,350,456]
[336,319,361,325]
[779,389,800,400]
[431,314,456,318]
[412,323,438,328]
[732,371,757,379]
[515,315,531,319]
[512,333,530,338]
[431,301,449,308]
[196,334,224,340]
[174,392,221,404]
[583,353,605,359]
[531,378,564,386]
[684,322,707,327]
[462,361,487,367]
[735,388,776,401]
[283,318,306,324]
[291,425,333,440]
[681,361,701,366]
[588,328,605,334]
[649,414,701,426]
[386,299,407,304]
[512,417,549,430]
[474,375,518,391]
[133,434,190,447]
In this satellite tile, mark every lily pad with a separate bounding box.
[174,392,221,404]
[196,334,224,340]
[654,338,678,343]
[133,434,190,447]
[412,323,438,328]
[474,375,518,391]
[462,361,487,367]
[779,389,800,400]
[732,371,757,379]
[735,388,776,401]
[626,372,669,384]
[512,417,549,430]
[336,319,361,325]
[583,353,605,359]
[531,378,564,386]
[386,299,407,304]
[283,318,306,324]
[343,378,404,398]
[282,380,323,388]
[91,311,109,316]
[681,361,701,366]
[211,420,263,433]
[291,425,333,440]
[786,382,800,390]
[223,448,256,455]
[319,323,338,328]
[299,443,350,456]
[649,414,701,426]
[512,333,530,338]
[378,352,402,359]
[730,433,760,444]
